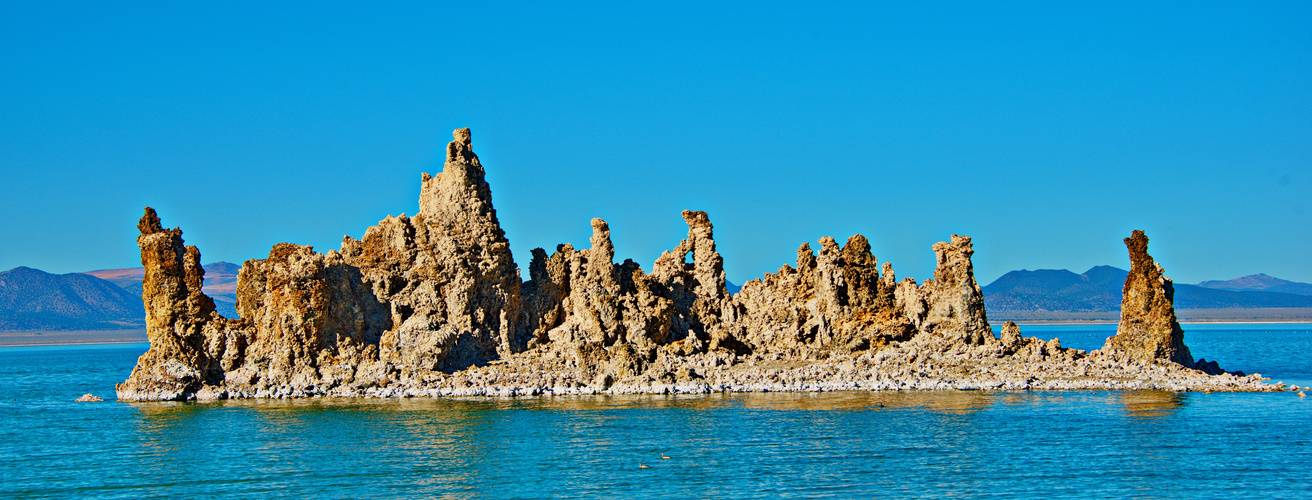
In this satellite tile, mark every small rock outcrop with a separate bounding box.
[730,234,915,356]
[115,128,1262,400]
[1103,230,1194,366]
[523,217,674,349]
[74,393,103,402]
[921,235,994,344]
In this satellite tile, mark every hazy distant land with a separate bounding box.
[0,329,146,346]
[989,308,1312,324]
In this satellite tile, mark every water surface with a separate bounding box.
[2,325,1309,499]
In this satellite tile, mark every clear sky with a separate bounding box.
[2,2,1309,287]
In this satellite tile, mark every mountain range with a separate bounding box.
[1,262,1309,332]
[982,267,1312,320]
[1196,273,1312,296]
[0,267,145,331]
[0,263,239,332]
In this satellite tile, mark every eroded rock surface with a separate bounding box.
[730,234,915,357]
[116,129,1267,401]
[1103,230,1194,366]
[117,209,232,401]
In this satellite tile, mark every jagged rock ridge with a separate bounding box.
[116,129,1264,400]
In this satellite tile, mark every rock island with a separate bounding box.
[116,129,1272,400]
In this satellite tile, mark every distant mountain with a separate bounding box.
[1197,274,1312,296]
[0,267,145,331]
[983,267,1312,314]
[84,262,240,318]
[10,259,1309,331]
[726,280,742,295]
[982,266,1124,312]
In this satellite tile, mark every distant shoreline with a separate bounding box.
[0,329,146,348]
[992,307,1312,325]
[1007,319,1312,326]
[0,340,147,348]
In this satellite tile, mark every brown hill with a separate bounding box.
[0,267,145,331]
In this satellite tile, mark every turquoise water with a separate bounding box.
[1006,323,1312,387]
[2,325,1310,499]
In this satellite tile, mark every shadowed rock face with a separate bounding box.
[1103,230,1193,365]
[117,128,1239,401]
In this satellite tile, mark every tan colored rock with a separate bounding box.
[731,233,914,356]
[999,321,1023,351]
[902,235,993,346]
[117,128,1247,400]
[1103,230,1194,365]
[233,243,388,388]
[116,208,235,400]
[516,215,680,380]
[522,246,570,347]
[540,219,626,345]
[335,129,524,372]
[75,393,103,402]
[650,210,732,344]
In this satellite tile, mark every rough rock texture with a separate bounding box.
[650,210,734,346]
[116,209,232,400]
[523,218,674,351]
[347,126,523,369]
[116,128,1266,401]
[729,234,915,357]
[914,235,994,345]
[1103,230,1194,366]
[119,129,524,400]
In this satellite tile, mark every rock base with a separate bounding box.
[158,332,1272,401]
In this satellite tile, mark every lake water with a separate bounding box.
[2,324,1310,499]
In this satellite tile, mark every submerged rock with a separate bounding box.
[115,129,1264,400]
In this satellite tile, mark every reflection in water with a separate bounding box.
[130,401,209,427]
[1115,391,1186,418]
[128,391,1008,420]
[729,390,997,414]
[91,389,1298,499]
[918,391,994,415]
[8,332,1309,499]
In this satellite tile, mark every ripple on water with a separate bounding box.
[2,331,1312,499]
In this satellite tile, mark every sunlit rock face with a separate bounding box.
[118,129,1252,401]
[119,128,523,400]
[1103,230,1194,366]
[116,208,225,401]
[730,234,918,357]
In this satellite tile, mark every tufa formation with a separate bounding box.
[116,129,1264,400]
[1102,230,1194,366]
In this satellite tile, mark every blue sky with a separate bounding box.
[2,2,1309,286]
